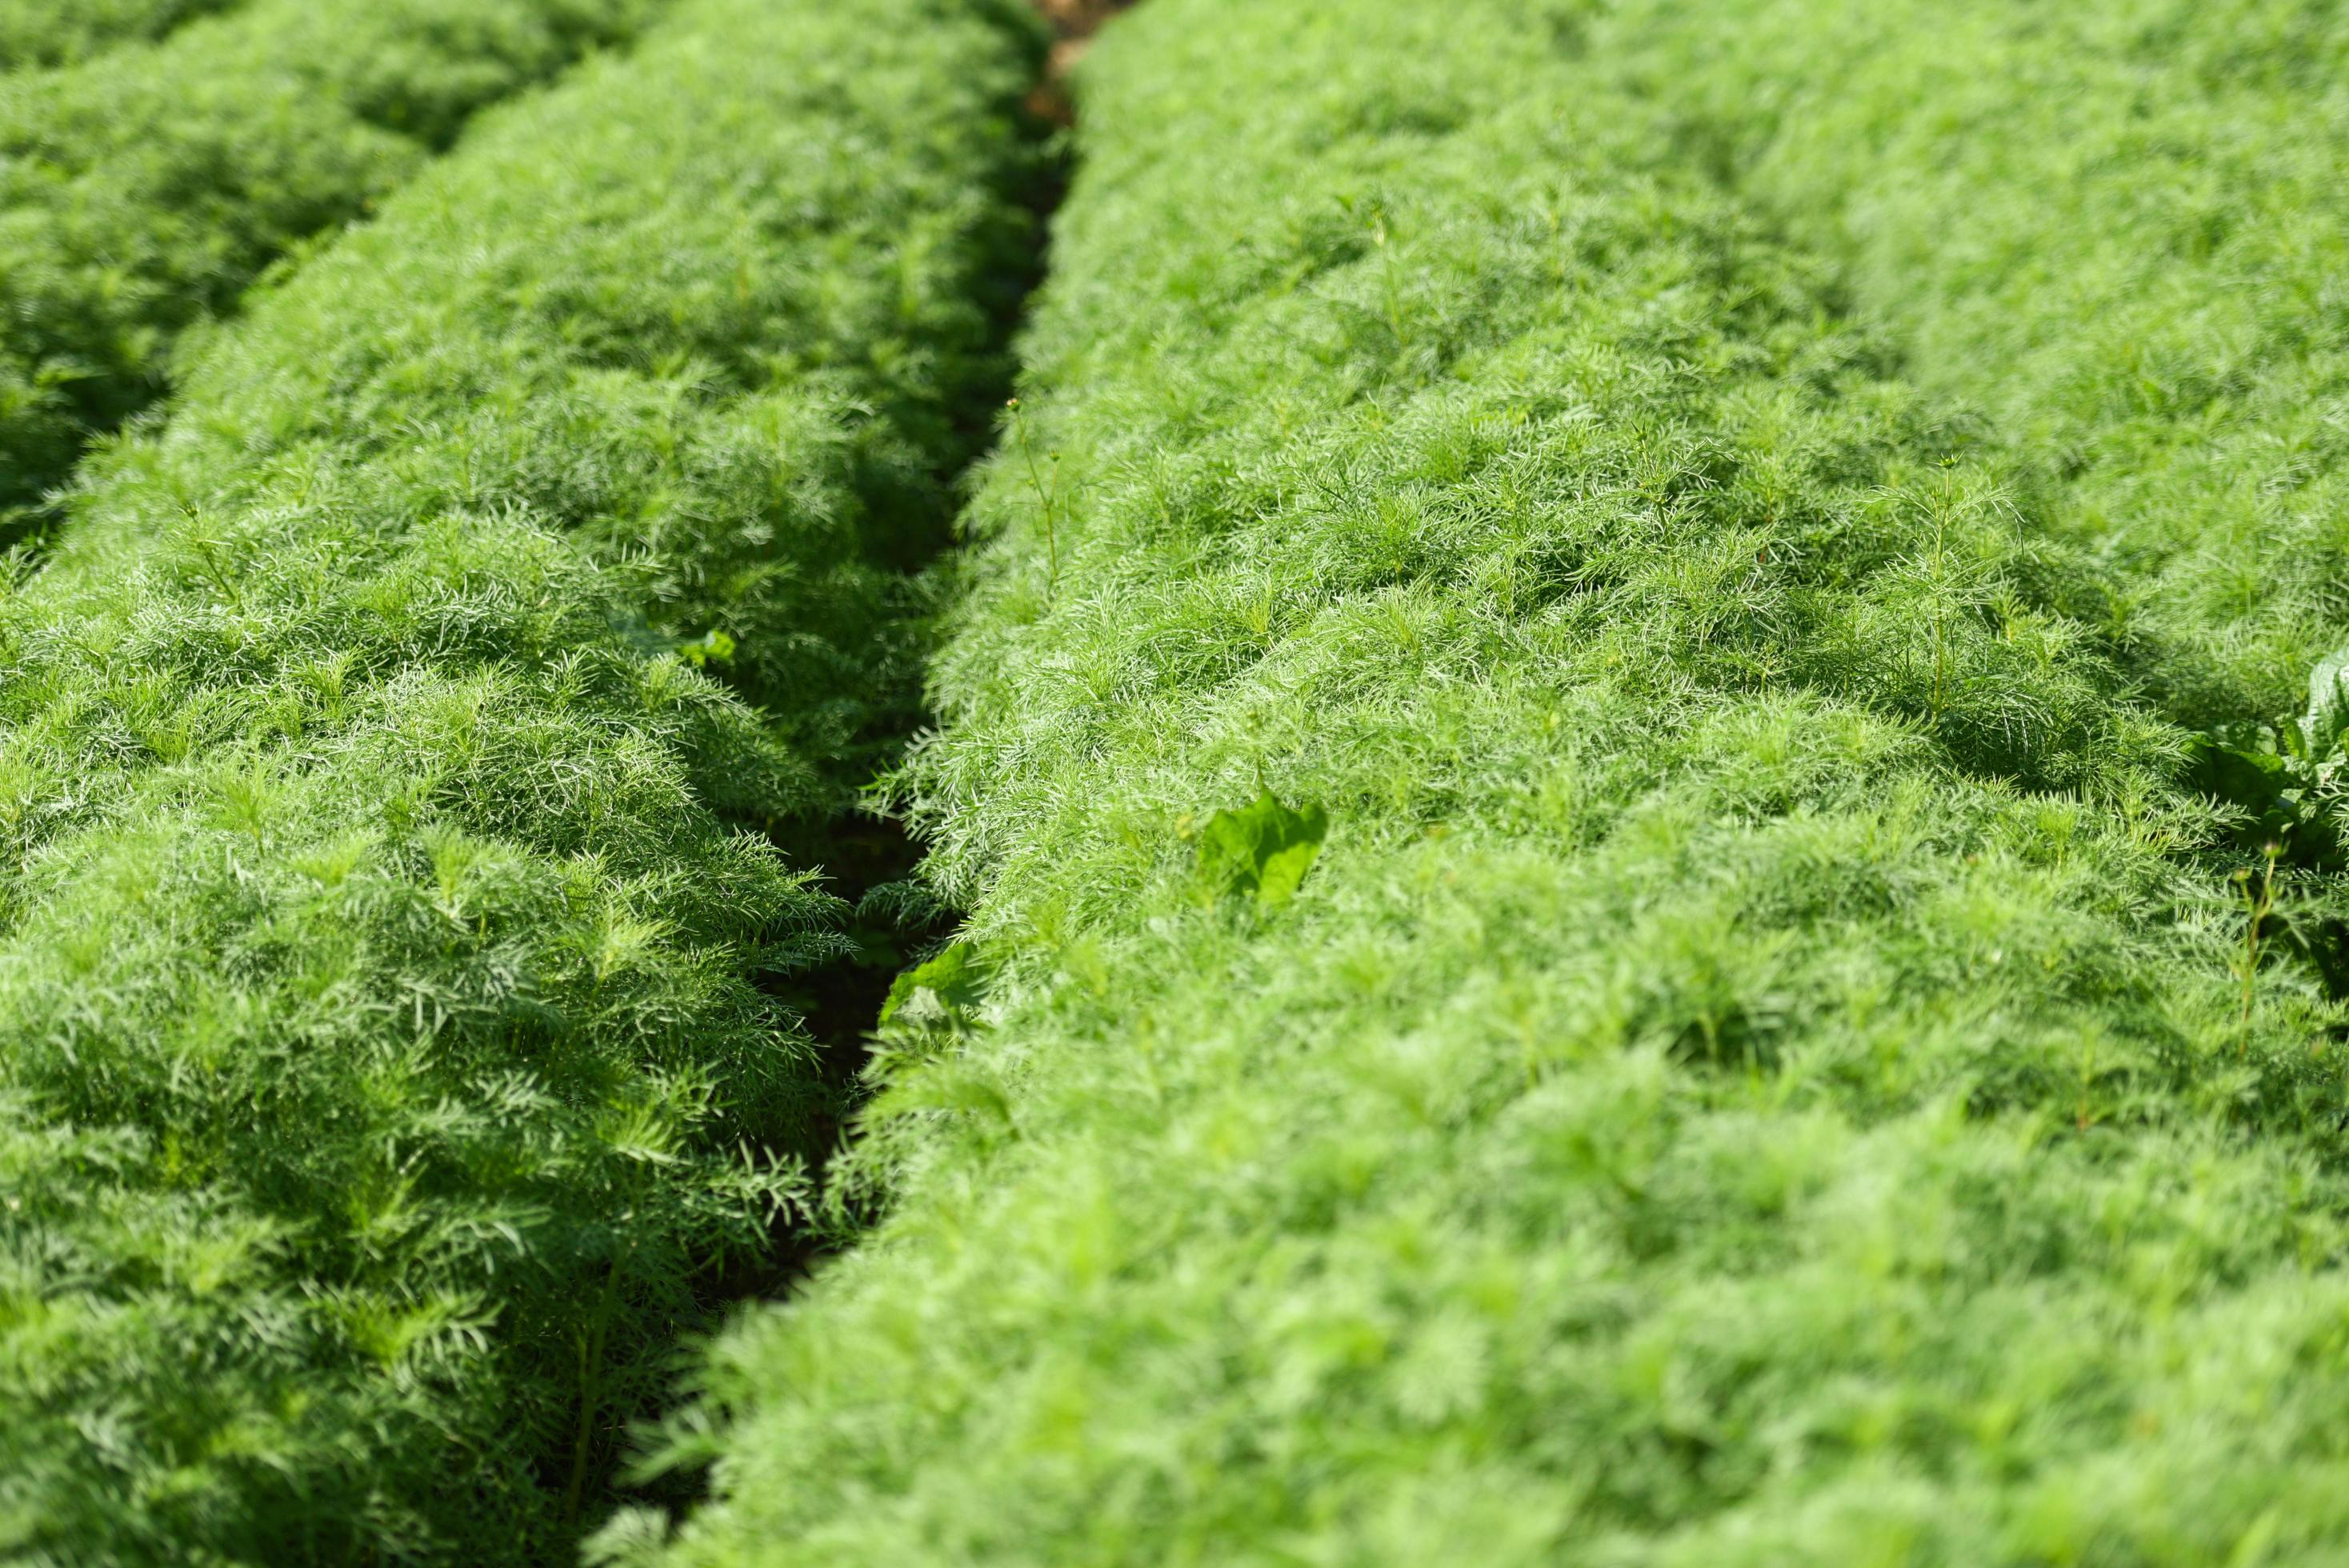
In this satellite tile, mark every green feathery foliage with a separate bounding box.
[640,2,2349,1563]
[0,0,1040,1560]
[0,0,234,70]
[0,0,667,520]
[1594,0,2349,739]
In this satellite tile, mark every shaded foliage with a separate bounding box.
[0,0,233,70]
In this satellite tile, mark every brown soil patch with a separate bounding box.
[1033,0,1137,36]
[1025,0,1138,124]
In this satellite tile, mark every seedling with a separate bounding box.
[1006,395,1062,594]
[2233,841,2281,1054]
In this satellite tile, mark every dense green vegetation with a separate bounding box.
[0,0,664,521]
[8,0,2345,1560]
[1595,0,2349,742]
[638,2,2349,1562]
[0,0,233,69]
[0,0,1038,1559]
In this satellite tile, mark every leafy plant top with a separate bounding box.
[1196,790,1329,909]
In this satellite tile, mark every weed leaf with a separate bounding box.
[2307,646,2349,756]
[880,940,988,1030]
[1199,791,1330,910]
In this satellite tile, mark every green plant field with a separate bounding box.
[0,0,1038,1558]
[12,0,2349,1562]
[0,0,666,520]
[0,0,234,70]
[633,2,2349,1563]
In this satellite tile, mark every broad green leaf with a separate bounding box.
[2189,734,2292,805]
[678,627,737,668]
[1198,790,1330,910]
[2186,731,2319,850]
[880,940,988,1029]
[2307,646,2349,756]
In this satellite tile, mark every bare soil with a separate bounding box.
[1025,0,1138,123]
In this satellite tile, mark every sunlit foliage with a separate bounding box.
[644,2,2349,1563]
[0,0,665,517]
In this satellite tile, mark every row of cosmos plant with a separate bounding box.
[5,0,2349,1562]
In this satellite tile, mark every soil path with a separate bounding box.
[1029,0,1137,122]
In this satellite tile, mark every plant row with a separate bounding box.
[1600,0,2349,722]
[0,0,1039,1560]
[0,0,666,520]
[0,0,233,70]
[1587,0,2349,858]
[642,1,2349,1562]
